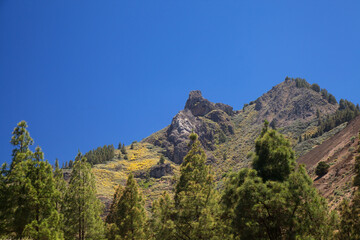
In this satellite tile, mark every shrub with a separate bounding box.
[321,89,329,101]
[158,155,165,165]
[243,103,249,110]
[311,83,321,92]
[295,78,310,88]
[312,99,359,138]
[328,94,337,104]
[315,161,330,177]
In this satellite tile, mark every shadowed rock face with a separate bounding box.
[165,91,235,163]
[185,90,235,117]
[185,90,216,116]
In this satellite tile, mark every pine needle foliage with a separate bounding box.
[337,192,360,239]
[63,153,105,240]
[2,121,63,239]
[106,184,124,225]
[173,132,223,240]
[149,191,176,240]
[222,127,335,239]
[115,174,146,240]
[252,121,295,182]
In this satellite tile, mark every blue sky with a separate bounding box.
[1,1,360,166]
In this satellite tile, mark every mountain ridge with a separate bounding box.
[143,78,339,168]
[91,78,357,210]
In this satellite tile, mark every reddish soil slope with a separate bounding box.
[298,116,360,208]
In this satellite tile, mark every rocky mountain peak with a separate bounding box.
[144,79,340,166]
[144,90,234,164]
[184,90,216,117]
[185,90,234,117]
[188,90,203,100]
[253,79,338,128]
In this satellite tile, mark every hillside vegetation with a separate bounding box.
[3,78,360,239]
[94,78,358,210]
[92,142,179,212]
[4,119,360,239]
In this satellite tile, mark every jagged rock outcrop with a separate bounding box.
[185,90,216,116]
[144,90,234,164]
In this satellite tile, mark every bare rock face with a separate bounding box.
[215,103,234,116]
[149,163,173,178]
[166,110,198,164]
[185,90,216,116]
[184,90,234,117]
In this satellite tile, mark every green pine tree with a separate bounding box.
[173,132,223,240]
[222,127,334,239]
[105,184,124,240]
[4,120,35,236]
[121,144,127,155]
[63,152,105,240]
[22,147,64,240]
[337,192,360,239]
[10,120,34,169]
[54,158,67,218]
[149,191,176,240]
[222,166,334,239]
[114,174,146,240]
[4,121,63,238]
[106,184,124,224]
[0,162,9,236]
[252,121,295,182]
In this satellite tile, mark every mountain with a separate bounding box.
[143,89,235,165]
[298,116,360,208]
[143,78,340,173]
[92,78,356,210]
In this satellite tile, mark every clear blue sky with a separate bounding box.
[1,1,360,166]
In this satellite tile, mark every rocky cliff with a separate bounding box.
[144,90,235,164]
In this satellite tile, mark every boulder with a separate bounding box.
[149,163,173,178]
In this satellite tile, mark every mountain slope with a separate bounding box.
[144,79,340,175]
[92,78,354,211]
[298,116,360,208]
